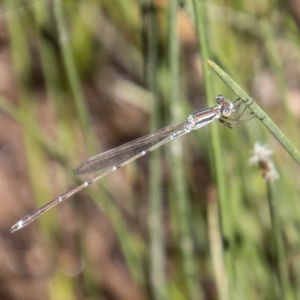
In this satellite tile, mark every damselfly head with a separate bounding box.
[215,94,234,117]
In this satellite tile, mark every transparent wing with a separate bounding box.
[74,120,188,175]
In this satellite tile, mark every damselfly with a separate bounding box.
[10,94,253,232]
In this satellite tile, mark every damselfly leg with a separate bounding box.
[220,97,255,128]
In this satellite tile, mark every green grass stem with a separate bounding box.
[143,1,167,299]
[266,182,291,300]
[167,1,202,299]
[53,0,96,153]
[193,1,228,299]
[207,60,300,166]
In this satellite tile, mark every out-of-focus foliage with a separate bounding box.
[0,0,299,299]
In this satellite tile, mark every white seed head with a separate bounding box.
[249,142,279,182]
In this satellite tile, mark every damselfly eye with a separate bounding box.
[215,94,225,104]
[222,105,232,117]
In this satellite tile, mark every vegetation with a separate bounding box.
[1,0,300,299]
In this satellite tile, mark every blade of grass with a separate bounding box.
[249,143,291,299]
[192,1,228,299]
[53,0,96,154]
[52,2,147,286]
[167,0,202,299]
[0,97,65,162]
[266,182,291,300]
[207,60,300,166]
[142,0,167,299]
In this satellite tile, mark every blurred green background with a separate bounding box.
[0,0,300,299]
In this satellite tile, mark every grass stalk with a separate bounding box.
[266,182,290,300]
[0,97,65,162]
[53,0,96,153]
[142,0,167,298]
[192,1,228,299]
[167,0,202,299]
[53,2,146,285]
[249,144,291,299]
[207,60,300,166]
